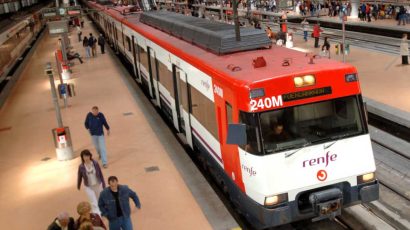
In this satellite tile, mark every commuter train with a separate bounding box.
[86,2,379,228]
[0,7,45,91]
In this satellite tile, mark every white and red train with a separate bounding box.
[86,2,379,228]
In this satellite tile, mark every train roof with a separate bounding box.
[90,3,357,87]
[139,11,272,55]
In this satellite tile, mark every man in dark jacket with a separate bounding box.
[88,33,97,57]
[98,34,105,54]
[84,106,110,168]
[47,212,75,230]
[98,176,141,230]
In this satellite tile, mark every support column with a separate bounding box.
[350,0,360,18]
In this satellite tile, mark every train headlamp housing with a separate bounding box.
[264,193,288,208]
[250,88,265,99]
[294,75,315,87]
[357,172,375,184]
[345,73,358,82]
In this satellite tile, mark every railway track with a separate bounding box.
[266,22,402,55]
[371,139,410,202]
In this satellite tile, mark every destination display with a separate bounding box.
[282,87,332,102]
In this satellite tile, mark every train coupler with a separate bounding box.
[309,188,343,222]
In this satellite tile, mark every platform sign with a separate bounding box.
[42,6,82,18]
[59,83,67,95]
[42,8,58,18]
[47,20,68,35]
[67,6,82,15]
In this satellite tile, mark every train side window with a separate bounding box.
[157,61,174,98]
[125,36,131,51]
[117,28,123,46]
[190,86,219,141]
[114,27,118,40]
[135,43,139,62]
[226,102,233,126]
[239,111,262,155]
[138,45,149,73]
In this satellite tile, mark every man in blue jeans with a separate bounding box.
[99,176,141,230]
[84,106,110,168]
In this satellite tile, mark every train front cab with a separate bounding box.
[227,77,379,229]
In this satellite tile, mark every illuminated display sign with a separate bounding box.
[68,10,81,15]
[282,87,332,102]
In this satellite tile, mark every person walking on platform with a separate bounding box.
[89,33,97,57]
[83,36,91,58]
[400,33,409,65]
[366,4,371,22]
[77,26,82,42]
[301,18,309,42]
[98,34,105,54]
[313,22,322,48]
[47,212,76,230]
[98,176,141,230]
[281,11,288,33]
[321,36,331,59]
[76,201,107,230]
[77,149,106,214]
[397,6,407,26]
[84,106,110,168]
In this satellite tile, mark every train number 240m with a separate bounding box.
[250,96,283,111]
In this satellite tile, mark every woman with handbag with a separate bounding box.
[77,150,106,215]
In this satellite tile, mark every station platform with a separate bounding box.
[197,5,410,38]
[286,28,410,118]
[0,19,238,229]
[302,15,410,38]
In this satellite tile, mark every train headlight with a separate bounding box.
[357,172,375,184]
[264,193,288,207]
[294,77,304,87]
[294,75,315,87]
[303,75,315,85]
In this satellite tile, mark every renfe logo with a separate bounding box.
[317,170,328,181]
[303,151,337,168]
[242,164,257,177]
[201,80,210,91]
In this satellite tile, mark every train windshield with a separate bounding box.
[240,96,366,155]
[260,96,365,154]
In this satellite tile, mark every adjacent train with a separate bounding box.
[0,6,45,94]
[86,2,379,228]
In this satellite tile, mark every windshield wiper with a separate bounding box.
[324,140,337,149]
[285,142,311,158]
[330,131,361,140]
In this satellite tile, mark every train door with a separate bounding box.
[147,47,159,104]
[113,22,118,52]
[173,66,192,146]
[131,36,140,82]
